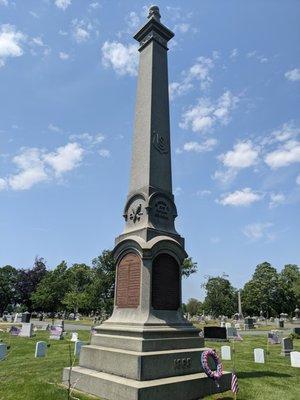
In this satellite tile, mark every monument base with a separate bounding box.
[63,323,231,400]
[63,366,231,400]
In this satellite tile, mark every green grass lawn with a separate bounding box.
[0,331,299,400]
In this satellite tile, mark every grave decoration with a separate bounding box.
[49,326,63,340]
[9,326,21,336]
[268,331,281,344]
[201,349,223,387]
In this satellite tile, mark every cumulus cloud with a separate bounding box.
[218,188,262,206]
[8,148,48,190]
[102,41,138,76]
[182,138,217,153]
[180,91,239,133]
[59,51,69,60]
[242,222,274,241]
[247,51,268,63]
[54,0,72,10]
[269,193,285,209]
[43,142,83,176]
[264,140,300,169]
[270,122,300,143]
[169,55,215,100]
[219,140,259,169]
[0,24,26,67]
[98,149,110,158]
[2,142,84,191]
[285,68,300,82]
[196,189,211,197]
[69,132,104,147]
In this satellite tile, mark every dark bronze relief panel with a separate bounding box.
[116,253,141,308]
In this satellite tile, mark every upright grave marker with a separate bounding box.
[19,323,33,338]
[281,337,293,356]
[221,346,231,360]
[0,343,7,361]
[74,340,84,357]
[35,341,47,358]
[290,351,300,368]
[254,348,265,363]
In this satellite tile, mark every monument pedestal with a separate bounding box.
[63,323,231,400]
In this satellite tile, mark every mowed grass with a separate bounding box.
[0,330,299,400]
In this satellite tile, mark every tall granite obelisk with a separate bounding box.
[63,6,230,399]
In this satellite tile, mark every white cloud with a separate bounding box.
[0,24,26,67]
[213,169,237,184]
[59,51,69,60]
[127,11,140,30]
[219,140,259,169]
[242,222,274,241]
[48,123,62,133]
[54,0,72,10]
[73,26,90,43]
[69,132,104,147]
[196,189,211,197]
[230,48,238,59]
[264,140,300,169]
[218,188,262,206]
[44,142,84,176]
[296,175,300,185]
[183,138,217,153]
[8,148,48,190]
[0,0,8,6]
[89,2,100,10]
[98,148,110,158]
[169,55,215,100]
[270,122,300,143]
[174,23,190,33]
[0,178,7,190]
[247,51,268,63]
[102,41,138,76]
[180,91,239,133]
[285,68,300,82]
[269,193,285,209]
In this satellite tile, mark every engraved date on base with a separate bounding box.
[174,357,191,369]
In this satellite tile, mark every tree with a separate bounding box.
[62,263,93,313]
[186,298,202,317]
[279,264,300,314]
[16,257,48,311]
[0,265,19,314]
[242,262,281,317]
[31,261,71,312]
[203,276,236,317]
[181,257,198,278]
[88,250,116,315]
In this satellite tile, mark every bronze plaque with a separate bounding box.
[116,253,141,308]
[152,254,180,310]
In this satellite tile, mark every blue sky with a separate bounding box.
[0,0,299,301]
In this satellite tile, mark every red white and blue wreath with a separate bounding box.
[201,349,223,387]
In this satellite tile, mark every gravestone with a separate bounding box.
[14,313,22,323]
[254,348,265,363]
[235,323,241,330]
[225,322,231,329]
[268,331,281,344]
[292,327,300,335]
[281,337,293,356]
[0,343,7,360]
[9,325,21,336]
[226,327,238,339]
[35,341,47,358]
[244,317,254,330]
[290,351,300,368]
[221,345,231,360]
[19,323,33,338]
[63,5,232,400]
[74,340,84,357]
[56,319,65,331]
[49,326,63,340]
[71,332,78,342]
[220,321,225,328]
[204,326,227,340]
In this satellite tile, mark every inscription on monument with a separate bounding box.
[152,254,180,310]
[116,253,141,308]
[152,131,169,154]
[174,358,191,369]
[154,200,170,220]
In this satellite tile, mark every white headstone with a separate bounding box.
[0,343,7,360]
[221,345,231,360]
[254,348,265,363]
[220,321,225,328]
[235,323,241,330]
[225,322,232,329]
[71,332,78,342]
[35,341,47,358]
[19,323,33,338]
[49,326,63,340]
[290,351,300,368]
[74,340,84,357]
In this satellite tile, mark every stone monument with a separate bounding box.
[63,6,230,399]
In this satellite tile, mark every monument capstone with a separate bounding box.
[63,5,231,399]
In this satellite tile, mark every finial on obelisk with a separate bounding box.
[148,5,161,22]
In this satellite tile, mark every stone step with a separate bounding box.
[79,345,213,381]
[63,365,232,400]
[91,332,204,352]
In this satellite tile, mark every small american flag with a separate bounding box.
[231,372,239,394]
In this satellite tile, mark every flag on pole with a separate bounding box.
[231,372,239,394]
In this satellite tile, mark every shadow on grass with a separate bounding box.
[238,371,292,379]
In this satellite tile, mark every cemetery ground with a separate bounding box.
[0,330,299,400]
